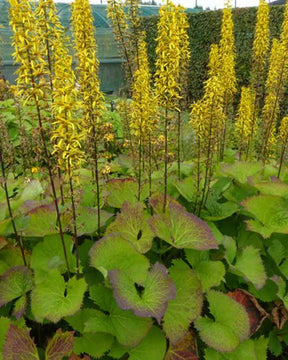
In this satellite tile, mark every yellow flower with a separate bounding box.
[130,33,159,142]
[252,0,270,81]
[235,86,256,154]
[31,167,39,174]
[154,1,181,109]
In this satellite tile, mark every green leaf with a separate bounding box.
[268,239,286,266]
[104,178,139,208]
[194,261,226,292]
[205,337,268,360]
[0,317,10,360]
[248,279,279,302]
[31,270,87,322]
[242,195,288,238]
[23,205,58,237]
[0,266,33,307]
[109,263,176,323]
[20,180,43,202]
[65,308,103,334]
[175,177,195,202]
[149,203,218,250]
[45,331,74,360]
[204,197,239,221]
[3,324,39,360]
[220,162,262,184]
[234,246,267,290]
[185,249,209,267]
[71,206,112,236]
[89,234,149,284]
[73,332,114,358]
[162,261,203,344]
[105,202,153,253]
[13,295,27,319]
[254,178,288,198]
[85,304,152,347]
[109,341,128,359]
[0,248,28,276]
[128,326,167,360]
[195,290,250,352]
[31,235,77,282]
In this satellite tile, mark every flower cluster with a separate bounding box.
[51,39,85,173]
[130,34,158,142]
[71,0,104,133]
[251,0,270,89]
[154,1,181,109]
[235,86,256,156]
[219,1,237,104]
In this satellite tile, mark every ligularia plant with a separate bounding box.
[71,0,104,238]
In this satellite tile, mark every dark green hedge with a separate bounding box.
[142,5,285,104]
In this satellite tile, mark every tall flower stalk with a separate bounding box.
[235,86,256,159]
[278,116,288,177]
[51,33,85,278]
[251,0,270,105]
[154,0,181,211]
[259,39,288,161]
[71,0,104,238]
[9,0,70,274]
[176,5,191,179]
[218,1,236,159]
[130,33,158,200]
[190,44,225,215]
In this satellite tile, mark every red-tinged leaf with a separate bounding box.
[272,301,288,330]
[0,237,8,250]
[3,324,39,360]
[227,289,268,335]
[45,330,74,360]
[165,331,199,360]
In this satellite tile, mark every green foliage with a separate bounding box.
[31,270,87,322]
[195,290,250,352]
[89,234,149,283]
[162,261,202,344]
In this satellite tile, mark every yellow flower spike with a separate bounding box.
[260,38,288,160]
[235,86,256,158]
[252,0,270,82]
[154,0,182,110]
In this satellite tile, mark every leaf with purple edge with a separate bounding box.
[109,263,176,323]
[0,317,11,360]
[3,324,39,360]
[89,234,149,284]
[104,178,139,208]
[149,202,218,250]
[220,162,262,184]
[23,205,58,237]
[105,202,153,254]
[0,266,33,307]
[45,330,74,360]
[163,261,203,344]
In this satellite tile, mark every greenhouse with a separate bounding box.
[0,0,201,92]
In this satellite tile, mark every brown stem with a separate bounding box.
[163,106,168,213]
[177,110,181,180]
[91,124,101,239]
[278,140,287,178]
[0,147,27,266]
[68,165,79,278]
